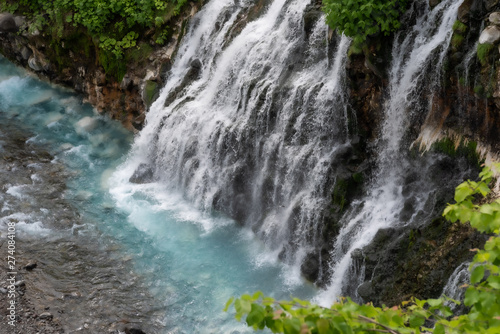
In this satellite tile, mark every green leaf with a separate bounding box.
[316,318,330,334]
[434,323,445,334]
[471,266,485,284]
[409,315,425,328]
[427,298,443,307]
[246,303,265,327]
[235,298,252,315]
[464,288,480,306]
[487,275,500,289]
[455,183,474,203]
[224,297,234,312]
[283,318,301,334]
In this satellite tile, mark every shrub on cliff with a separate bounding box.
[321,0,409,44]
[226,163,500,333]
[0,0,194,79]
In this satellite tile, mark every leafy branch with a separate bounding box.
[321,0,409,44]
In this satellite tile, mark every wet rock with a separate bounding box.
[121,74,133,90]
[24,261,37,271]
[129,163,155,184]
[190,58,202,70]
[490,12,500,25]
[75,116,98,134]
[399,200,415,222]
[486,0,500,11]
[357,281,374,300]
[350,248,364,260]
[125,328,147,334]
[21,46,32,61]
[0,13,18,32]
[457,0,474,23]
[479,25,500,44]
[14,15,25,29]
[429,0,441,7]
[15,280,26,287]
[301,252,320,282]
[143,80,159,107]
[303,4,322,36]
[39,312,53,321]
[28,56,42,71]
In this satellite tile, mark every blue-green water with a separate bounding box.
[0,57,315,332]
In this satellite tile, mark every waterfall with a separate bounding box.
[125,0,351,269]
[441,262,470,313]
[316,0,464,304]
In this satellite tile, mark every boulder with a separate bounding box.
[457,0,474,23]
[301,252,320,282]
[20,46,32,61]
[28,56,42,71]
[0,13,17,32]
[490,12,500,25]
[357,281,375,300]
[129,163,155,184]
[429,0,441,7]
[24,261,37,270]
[485,0,500,11]
[39,312,53,321]
[125,328,146,334]
[13,15,25,29]
[75,116,98,134]
[479,25,500,44]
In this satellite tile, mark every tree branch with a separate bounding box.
[357,315,402,334]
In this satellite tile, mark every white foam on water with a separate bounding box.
[6,185,30,199]
[15,220,52,237]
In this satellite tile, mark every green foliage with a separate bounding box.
[430,138,481,167]
[322,0,409,44]
[0,0,195,77]
[100,31,139,59]
[477,43,495,67]
[452,21,468,34]
[98,49,127,82]
[451,34,464,49]
[228,164,500,333]
[155,27,171,45]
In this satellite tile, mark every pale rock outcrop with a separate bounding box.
[479,25,500,44]
[490,12,500,25]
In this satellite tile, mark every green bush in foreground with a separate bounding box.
[226,163,500,333]
[322,0,409,44]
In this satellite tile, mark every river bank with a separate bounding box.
[0,114,159,333]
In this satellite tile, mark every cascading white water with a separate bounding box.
[316,0,464,305]
[441,262,470,312]
[125,0,351,268]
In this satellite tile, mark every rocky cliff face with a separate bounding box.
[305,0,499,305]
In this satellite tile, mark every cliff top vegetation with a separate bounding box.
[322,0,409,44]
[0,0,198,79]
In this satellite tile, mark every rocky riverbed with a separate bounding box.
[0,117,158,333]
